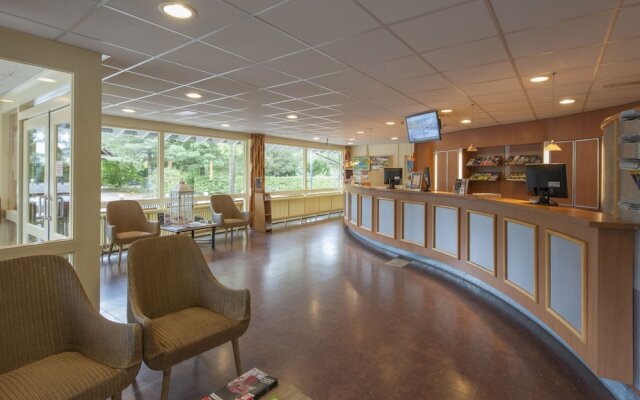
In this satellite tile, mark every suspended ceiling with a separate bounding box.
[0,0,639,144]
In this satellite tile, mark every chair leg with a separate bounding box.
[232,338,242,376]
[108,242,113,258]
[161,368,172,400]
[111,392,122,400]
[117,245,123,267]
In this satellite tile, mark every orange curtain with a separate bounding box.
[249,134,265,219]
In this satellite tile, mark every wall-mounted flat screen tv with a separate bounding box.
[405,110,441,143]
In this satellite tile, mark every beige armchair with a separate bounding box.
[127,235,251,400]
[209,194,251,240]
[0,255,141,400]
[106,200,160,266]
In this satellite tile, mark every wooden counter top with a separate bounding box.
[347,185,637,230]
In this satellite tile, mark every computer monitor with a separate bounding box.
[383,168,403,189]
[423,167,431,191]
[525,163,568,206]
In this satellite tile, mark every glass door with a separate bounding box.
[21,106,71,243]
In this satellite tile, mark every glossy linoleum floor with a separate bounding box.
[100,217,612,400]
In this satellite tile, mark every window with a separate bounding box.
[265,144,304,192]
[307,148,343,190]
[163,133,246,195]
[101,127,159,201]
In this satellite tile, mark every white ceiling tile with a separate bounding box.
[481,101,531,112]
[60,33,152,69]
[387,103,431,116]
[302,93,355,107]
[411,87,468,105]
[525,81,592,100]
[422,37,507,72]
[102,65,120,80]
[341,83,400,102]
[386,74,450,94]
[603,37,640,63]
[505,12,612,58]
[105,0,247,39]
[0,11,63,39]
[0,0,99,30]
[319,28,413,67]
[514,44,601,76]
[472,90,528,104]
[162,42,251,75]
[235,90,291,105]
[358,55,434,82]
[444,61,515,85]
[268,81,330,97]
[266,99,318,111]
[258,0,380,46]
[142,94,197,108]
[390,1,496,53]
[192,76,255,96]
[207,97,251,110]
[225,0,287,14]
[299,107,342,117]
[491,0,617,33]
[611,4,640,40]
[357,0,468,25]
[118,99,171,112]
[266,50,345,79]
[598,59,640,81]
[104,72,179,93]
[224,65,295,88]
[130,59,211,84]
[176,102,232,114]
[308,69,376,91]
[366,94,419,109]
[588,84,640,101]
[102,83,151,99]
[205,18,305,62]
[102,94,127,106]
[73,8,190,56]
[460,78,521,96]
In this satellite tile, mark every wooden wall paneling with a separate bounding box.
[550,141,574,206]
[574,138,600,209]
[446,149,459,192]
[436,151,447,192]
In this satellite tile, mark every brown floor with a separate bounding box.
[100,217,612,400]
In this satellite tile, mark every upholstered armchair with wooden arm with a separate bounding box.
[127,235,251,400]
[106,200,160,266]
[0,255,142,400]
[209,194,251,240]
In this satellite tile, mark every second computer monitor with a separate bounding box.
[383,168,403,189]
[525,163,568,205]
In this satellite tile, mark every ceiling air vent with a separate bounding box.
[602,80,640,89]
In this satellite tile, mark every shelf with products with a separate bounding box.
[505,154,542,166]
[506,172,526,182]
[466,155,502,167]
[469,172,500,182]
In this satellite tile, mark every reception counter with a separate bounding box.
[344,185,635,384]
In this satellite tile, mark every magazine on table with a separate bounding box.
[203,368,278,400]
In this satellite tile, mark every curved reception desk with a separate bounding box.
[344,185,635,384]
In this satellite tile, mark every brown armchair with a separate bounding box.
[0,255,141,400]
[209,195,251,240]
[127,235,251,400]
[106,200,160,266]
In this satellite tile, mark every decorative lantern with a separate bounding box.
[170,179,193,224]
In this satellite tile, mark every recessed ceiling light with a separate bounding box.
[530,75,550,83]
[348,138,355,141]
[159,2,196,19]
[356,131,365,134]
[38,77,56,83]
[221,123,230,127]
[461,119,471,124]
[391,137,398,140]
[313,137,320,140]
[122,108,136,113]
[385,121,395,125]
[185,92,202,99]
[0,99,14,103]
[441,109,452,113]
[176,110,197,116]
[559,98,576,105]
[287,114,298,119]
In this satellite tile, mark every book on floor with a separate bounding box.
[203,368,278,400]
